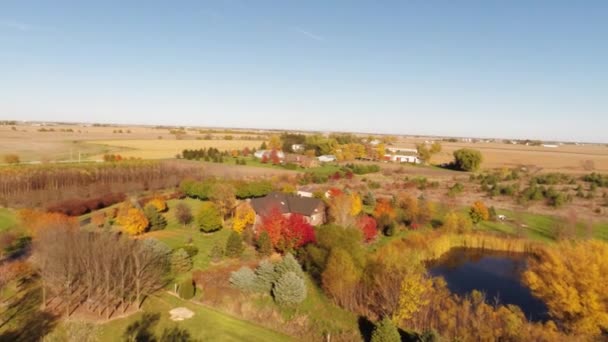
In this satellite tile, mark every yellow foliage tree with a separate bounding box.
[393,271,433,323]
[522,241,608,336]
[443,211,473,233]
[117,208,149,235]
[147,197,167,212]
[268,135,282,150]
[350,193,362,216]
[233,203,256,234]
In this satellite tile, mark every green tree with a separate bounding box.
[225,231,244,258]
[256,231,272,256]
[230,266,256,292]
[275,253,304,279]
[272,271,307,306]
[178,278,195,300]
[197,202,222,232]
[371,318,401,342]
[171,248,193,273]
[253,260,277,292]
[144,205,167,231]
[452,148,483,171]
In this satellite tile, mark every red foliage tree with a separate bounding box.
[242,147,251,156]
[270,149,281,165]
[358,215,378,242]
[257,206,285,247]
[330,172,342,181]
[345,171,354,180]
[327,187,343,198]
[283,214,316,250]
[261,154,269,164]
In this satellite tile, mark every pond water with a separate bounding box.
[427,248,548,322]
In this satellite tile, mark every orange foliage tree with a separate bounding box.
[147,197,167,212]
[373,198,396,220]
[469,201,489,224]
[18,209,78,237]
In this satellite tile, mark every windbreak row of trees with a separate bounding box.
[33,227,170,319]
[0,160,202,206]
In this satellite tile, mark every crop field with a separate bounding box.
[87,139,262,160]
[0,124,266,162]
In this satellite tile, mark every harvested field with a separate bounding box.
[393,138,608,174]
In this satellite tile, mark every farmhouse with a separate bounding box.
[250,192,326,226]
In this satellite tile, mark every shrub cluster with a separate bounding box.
[583,172,608,187]
[343,163,380,175]
[229,253,307,306]
[46,192,126,216]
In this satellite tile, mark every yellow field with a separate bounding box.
[88,139,262,159]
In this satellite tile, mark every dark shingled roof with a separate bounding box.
[250,192,324,217]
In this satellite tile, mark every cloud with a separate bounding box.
[0,20,32,31]
[294,27,324,42]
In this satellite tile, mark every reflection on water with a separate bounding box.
[427,248,548,322]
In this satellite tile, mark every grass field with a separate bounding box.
[87,139,262,160]
[0,208,17,232]
[93,292,291,341]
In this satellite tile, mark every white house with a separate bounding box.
[291,144,305,152]
[254,150,285,160]
[384,154,420,164]
[317,155,337,163]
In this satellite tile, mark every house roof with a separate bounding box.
[250,192,324,217]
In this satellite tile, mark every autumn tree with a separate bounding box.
[209,183,236,220]
[117,208,149,235]
[393,270,433,323]
[350,193,362,216]
[171,248,192,273]
[147,197,167,212]
[416,142,442,164]
[268,135,282,150]
[175,202,193,228]
[452,148,483,171]
[522,241,608,336]
[329,193,359,227]
[257,206,284,247]
[373,198,396,220]
[256,231,272,256]
[233,203,255,234]
[197,202,222,232]
[358,215,378,242]
[469,201,489,225]
[442,211,472,233]
[322,248,362,308]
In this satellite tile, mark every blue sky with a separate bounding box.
[1,1,607,142]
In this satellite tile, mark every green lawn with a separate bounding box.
[94,292,291,342]
[143,198,232,270]
[0,208,17,232]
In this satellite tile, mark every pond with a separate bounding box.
[427,248,548,322]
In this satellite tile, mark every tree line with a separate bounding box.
[33,226,170,319]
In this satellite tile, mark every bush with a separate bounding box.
[275,253,304,279]
[256,231,272,256]
[229,266,256,292]
[180,245,199,257]
[272,271,307,306]
[46,193,126,216]
[225,231,244,258]
[371,318,401,342]
[171,248,193,273]
[197,202,223,232]
[175,202,193,227]
[178,278,195,300]
[447,182,464,197]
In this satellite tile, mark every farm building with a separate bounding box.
[384,154,421,164]
[250,192,326,226]
[317,155,337,162]
[253,149,285,160]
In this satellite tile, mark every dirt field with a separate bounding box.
[0,124,265,162]
[393,138,608,174]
